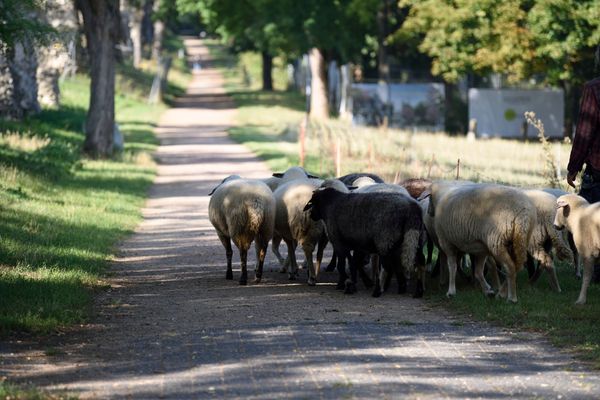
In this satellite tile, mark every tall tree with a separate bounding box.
[0,0,55,119]
[76,0,121,157]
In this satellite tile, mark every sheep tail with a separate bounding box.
[510,209,533,270]
[400,228,421,278]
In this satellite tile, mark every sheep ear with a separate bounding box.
[208,187,217,196]
[347,186,357,190]
[556,199,568,209]
[303,201,313,211]
[307,173,320,179]
[272,173,284,178]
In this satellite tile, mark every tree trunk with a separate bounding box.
[309,48,329,120]
[7,39,41,119]
[130,7,143,68]
[261,51,273,91]
[151,0,164,62]
[76,0,120,157]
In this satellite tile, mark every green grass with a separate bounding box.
[0,381,77,399]
[424,263,600,367]
[209,42,600,366]
[0,40,190,335]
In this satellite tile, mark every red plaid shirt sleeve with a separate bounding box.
[568,80,600,174]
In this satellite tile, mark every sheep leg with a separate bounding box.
[446,253,458,298]
[485,257,501,292]
[254,241,267,284]
[412,249,426,298]
[303,244,317,286]
[526,254,537,279]
[568,233,581,279]
[326,252,338,272]
[472,255,494,297]
[576,258,594,305]
[316,234,328,273]
[217,233,234,280]
[345,251,361,294]
[371,254,382,297]
[494,250,518,303]
[426,237,434,271]
[271,234,286,269]
[358,254,374,288]
[336,254,348,290]
[284,239,298,280]
[239,247,249,285]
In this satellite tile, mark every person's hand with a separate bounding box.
[567,171,578,188]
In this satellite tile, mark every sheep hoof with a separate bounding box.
[372,290,382,298]
[445,292,455,298]
[485,290,495,298]
[307,277,317,286]
[575,299,586,305]
[253,277,262,284]
[225,271,233,280]
[344,281,357,294]
[239,279,247,286]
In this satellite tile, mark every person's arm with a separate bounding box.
[567,84,600,187]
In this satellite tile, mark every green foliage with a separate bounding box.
[399,0,600,85]
[0,382,77,400]
[0,0,56,53]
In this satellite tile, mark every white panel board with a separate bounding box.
[468,88,564,138]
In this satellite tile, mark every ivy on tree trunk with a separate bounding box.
[76,0,120,157]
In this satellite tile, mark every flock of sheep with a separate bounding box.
[208,166,600,305]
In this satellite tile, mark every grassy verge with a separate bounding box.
[210,42,600,366]
[0,38,189,336]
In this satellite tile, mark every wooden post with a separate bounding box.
[456,158,461,180]
[336,136,341,177]
[299,116,307,167]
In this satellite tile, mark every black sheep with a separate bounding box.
[304,188,425,297]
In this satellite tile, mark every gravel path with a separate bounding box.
[2,38,600,399]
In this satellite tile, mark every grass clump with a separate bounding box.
[0,38,189,335]
[0,381,77,400]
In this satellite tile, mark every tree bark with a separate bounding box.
[76,0,120,157]
[151,0,164,61]
[130,7,143,68]
[261,51,273,91]
[309,48,329,120]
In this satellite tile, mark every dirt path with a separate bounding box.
[3,38,600,399]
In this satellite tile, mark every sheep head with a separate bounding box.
[303,188,328,221]
[553,197,570,230]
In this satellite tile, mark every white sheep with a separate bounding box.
[208,175,276,285]
[523,189,573,292]
[264,167,322,269]
[554,194,600,304]
[428,182,536,303]
[273,178,326,285]
[543,188,581,278]
[354,182,411,197]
